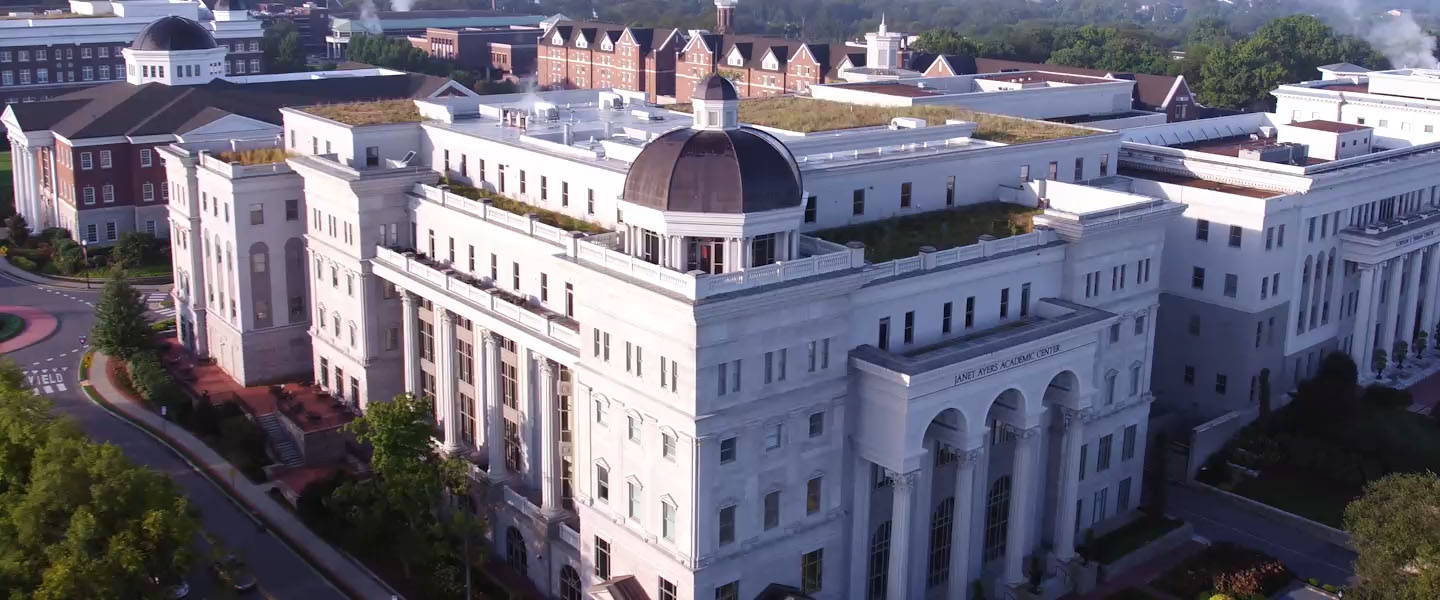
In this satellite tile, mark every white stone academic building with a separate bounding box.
[158,67,1177,600]
[150,33,1440,600]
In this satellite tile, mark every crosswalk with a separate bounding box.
[23,367,70,395]
[145,292,176,318]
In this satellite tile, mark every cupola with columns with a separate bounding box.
[617,75,806,275]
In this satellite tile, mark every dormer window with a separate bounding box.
[577,38,589,49]
[552,33,564,45]
[727,50,744,67]
[763,55,779,71]
[602,38,613,51]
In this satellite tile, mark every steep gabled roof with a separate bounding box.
[972,58,1190,111]
[12,73,458,140]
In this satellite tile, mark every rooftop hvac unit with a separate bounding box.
[1238,142,1308,165]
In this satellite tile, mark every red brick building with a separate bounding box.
[536,21,681,102]
[411,26,540,80]
[674,34,847,103]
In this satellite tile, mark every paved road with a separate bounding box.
[0,272,348,600]
[1168,482,1356,587]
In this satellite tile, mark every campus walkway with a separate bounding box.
[86,352,401,600]
[0,304,56,353]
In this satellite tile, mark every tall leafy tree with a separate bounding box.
[91,273,151,360]
[262,20,307,73]
[328,394,475,584]
[1198,15,1386,110]
[1344,472,1440,599]
[0,359,197,598]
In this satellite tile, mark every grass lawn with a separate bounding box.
[0,312,26,342]
[814,202,1038,262]
[1229,468,1358,528]
[77,261,174,279]
[1084,514,1184,564]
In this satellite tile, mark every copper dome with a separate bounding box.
[623,126,803,214]
[695,75,740,101]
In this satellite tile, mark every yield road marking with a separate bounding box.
[23,368,70,396]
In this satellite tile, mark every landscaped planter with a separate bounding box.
[1099,521,1195,580]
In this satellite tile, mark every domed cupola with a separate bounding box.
[124,16,228,86]
[616,75,808,275]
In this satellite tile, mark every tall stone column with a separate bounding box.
[438,309,459,453]
[1351,263,1378,371]
[1004,425,1041,586]
[849,454,873,596]
[1382,254,1408,360]
[885,470,916,600]
[1422,247,1440,354]
[1403,249,1426,350]
[401,292,420,396]
[481,329,505,476]
[947,445,984,597]
[538,358,561,513]
[1053,409,1088,561]
[908,451,934,593]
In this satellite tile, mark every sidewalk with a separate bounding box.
[0,255,173,291]
[0,305,57,353]
[85,352,401,600]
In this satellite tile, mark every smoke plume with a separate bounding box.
[359,0,382,34]
[1367,12,1439,69]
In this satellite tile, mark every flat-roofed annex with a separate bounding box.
[1289,119,1370,134]
[690,96,1095,142]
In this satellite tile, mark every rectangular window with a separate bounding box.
[1266,227,1274,249]
[1099,153,1110,176]
[1192,267,1205,290]
[809,411,824,437]
[878,317,890,350]
[250,203,264,225]
[660,578,677,600]
[595,537,611,580]
[719,504,736,544]
[1020,283,1031,317]
[900,182,912,208]
[1195,219,1209,241]
[1216,373,1228,395]
[765,423,783,450]
[1097,434,1113,471]
[946,175,956,206]
[806,476,822,514]
[903,311,915,344]
[139,148,152,167]
[1117,478,1132,512]
[999,288,1010,318]
[719,437,736,464]
[627,481,641,519]
[1073,157,1084,180]
[1229,225,1242,248]
[942,302,953,334]
[1079,444,1088,481]
[763,490,780,529]
[965,296,975,328]
[801,549,823,593]
[1122,424,1137,460]
[852,189,865,215]
[1020,164,1030,183]
[79,152,92,170]
[1224,273,1238,298]
[1047,161,1058,180]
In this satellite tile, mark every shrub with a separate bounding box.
[1362,384,1411,409]
[1158,542,1292,600]
[8,256,36,271]
[40,227,71,242]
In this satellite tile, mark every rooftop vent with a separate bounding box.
[1238,142,1308,165]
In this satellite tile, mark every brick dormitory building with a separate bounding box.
[3,14,478,245]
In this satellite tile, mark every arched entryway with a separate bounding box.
[559,564,581,600]
[505,526,527,576]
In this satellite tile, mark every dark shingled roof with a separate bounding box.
[694,74,739,101]
[9,73,456,139]
[132,16,218,52]
[623,126,803,214]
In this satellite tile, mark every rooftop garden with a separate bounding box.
[814,202,1039,263]
[438,177,609,234]
[671,97,1093,143]
[300,99,421,126]
[216,147,290,166]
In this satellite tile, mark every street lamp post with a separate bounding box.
[79,239,90,289]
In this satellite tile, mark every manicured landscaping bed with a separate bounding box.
[0,311,25,342]
[1154,542,1292,600]
[814,201,1039,262]
[1082,514,1184,564]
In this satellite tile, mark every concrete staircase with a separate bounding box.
[256,412,303,467]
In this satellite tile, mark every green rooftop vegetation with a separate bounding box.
[814,202,1039,263]
[216,148,290,166]
[439,177,609,234]
[672,97,1093,143]
[300,100,421,126]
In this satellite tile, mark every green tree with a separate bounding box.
[1046,25,1172,74]
[1198,15,1385,109]
[1374,349,1389,377]
[328,394,477,584]
[91,274,152,360]
[0,358,197,598]
[262,20,307,74]
[1344,472,1440,599]
[111,232,154,271]
[5,213,28,246]
[912,28,979,57]
[1395,340,1410,370]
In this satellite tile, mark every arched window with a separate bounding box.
[927,497,956,587]
[505,526,527,575]
[559,565,581,600]
[983,475,1012,562]
[867,520,891,600]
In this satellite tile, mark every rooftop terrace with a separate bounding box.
[683,97,1095,143]
[439,178,609,234]
[300,99,422,126]
[216,147,290,166]
[814,201,1039,262]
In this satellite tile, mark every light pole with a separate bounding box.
[79,239,90,289]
